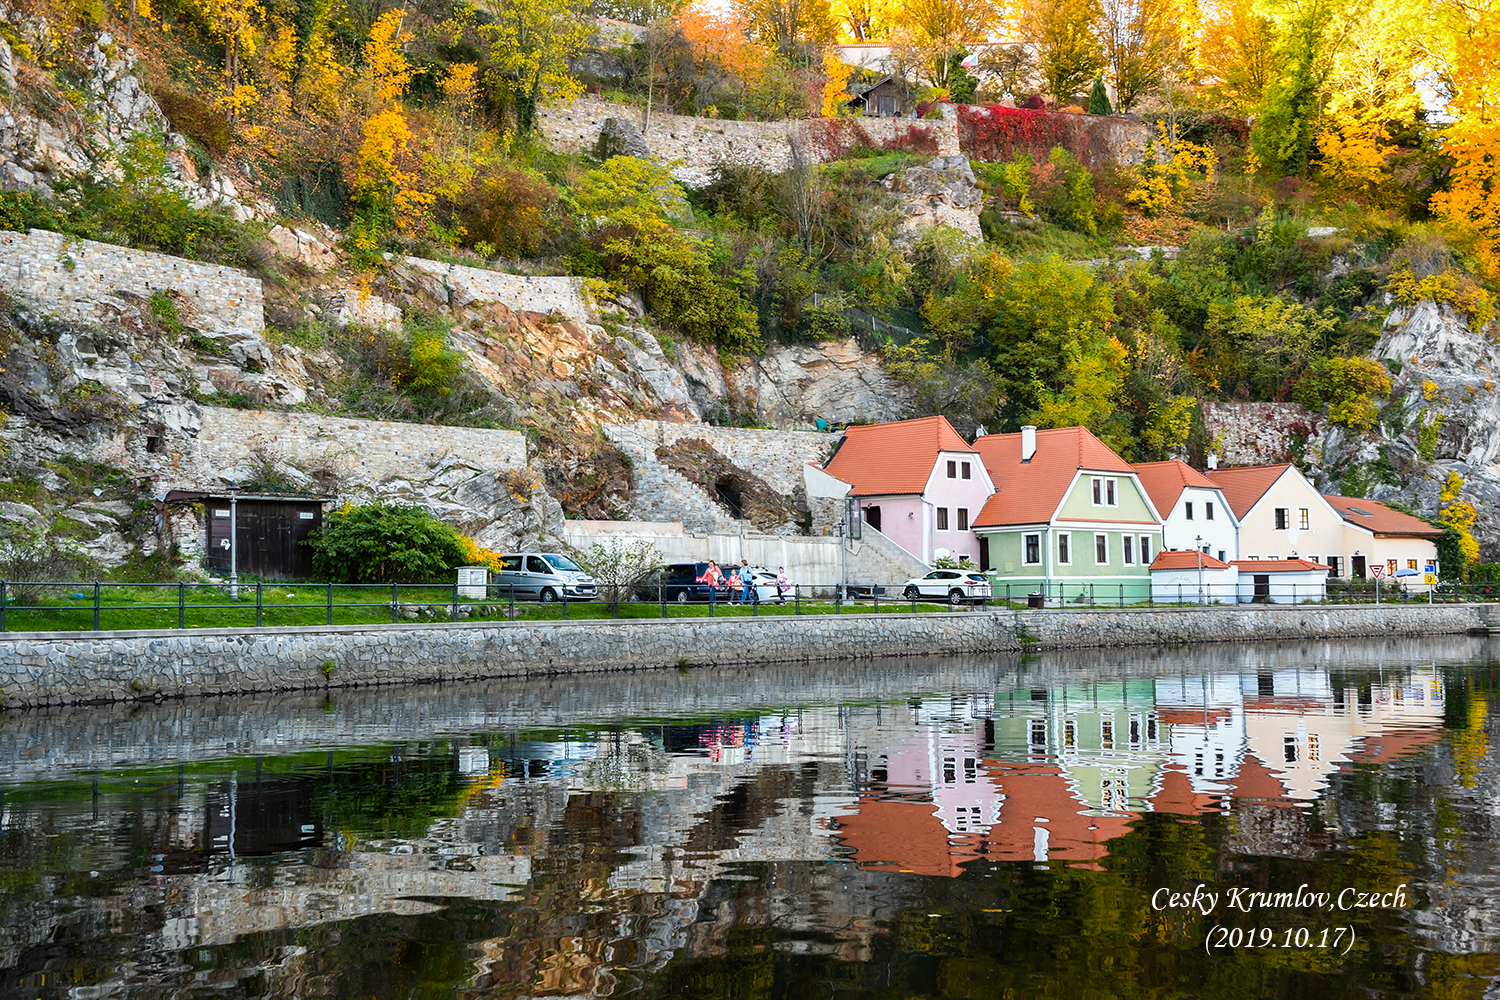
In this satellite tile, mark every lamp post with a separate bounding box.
[1195,534,1204,605]
[228,482,240,600]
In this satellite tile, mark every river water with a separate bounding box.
[2,637,1498,998]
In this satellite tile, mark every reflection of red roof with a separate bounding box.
[983,760,1135,866]
[1205,464,1293,519]
[1322,495,1445,538]
[1231,559,1330,573]
[1229,753,1295,806]
[1151,550,1231,570]
[836,798,973,877]
[1156,707,1232,725]
[1346,727,1442,765]
[973,427,1135,527]
[1150,765,1223,815]
[824,416,975,497]
[1132,460,1221,519]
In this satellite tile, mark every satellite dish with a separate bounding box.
[974,425,987,437]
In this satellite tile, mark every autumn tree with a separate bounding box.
[1249,0,1361,176]
[891,0,999,87]
[736,0,839,58]
[834,0,893,40]
[1430,5,1500,279]
[1097,0,1195,113]
[1017,0,1106,101]
[1196,0,1278,113]
[483,0,590,134]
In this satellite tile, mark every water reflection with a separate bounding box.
[1,638,1497,998]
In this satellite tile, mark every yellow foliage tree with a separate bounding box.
[355,109,433,235]
[1439,471,1481,575]
[363,8,415,111]
[1195,0,1278,114]
[892,0,998,87]
[821,51,854,115]
[482,0,589,135]
[1430,7,1500,280]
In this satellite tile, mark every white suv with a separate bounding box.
[902,570,993,606]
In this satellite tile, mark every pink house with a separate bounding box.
[821,416,996,566]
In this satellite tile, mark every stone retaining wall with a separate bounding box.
[0,604,1486,709]
[403,257,593,317]
[1201,401,1326,468]
[606,419,837,495]
[194,407,529,485]
[0,228,264,334]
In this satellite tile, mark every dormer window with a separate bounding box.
[1092,477,1118,507]
[961,461,971,479]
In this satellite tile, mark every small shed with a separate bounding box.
[848,76,909,117]
[1150,550,1238,604]
[1231,558,1331,604]
[160,490,333,581]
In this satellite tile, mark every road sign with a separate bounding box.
[1371,564,1384,578]
[1424,574,1436,585]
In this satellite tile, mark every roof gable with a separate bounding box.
[1203,464,1296,519]
[823,415,976,497]
[1132,460,1223,518]
[972,427,1135,527]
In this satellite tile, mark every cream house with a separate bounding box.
[1322,495,1443,588]
[1205,464,1353,576]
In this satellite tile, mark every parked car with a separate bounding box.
[494,552,597,603]
[751,569,794,603]
[901,569,993,605]
[637,563,728,603]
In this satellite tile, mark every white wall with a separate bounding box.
[1235,570,1329,604]
[1160,486,1239,561]
[1151,566,1239,604]
[1235,471,1344,568]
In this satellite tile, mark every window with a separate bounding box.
[1024,534,1041,564]
[961,461,971,480]
[145,434,161,453]
[1274,508,1289,530]
[501,556,522,571]
[1206,502,1214,520]
[1058,533,1071,564]
[947,460,956,479]
[1095,533,1109,565]
[1123,536,1134,564]
[1327,556,1342,577]
[526,556,551,573]
[1140,536,1152,564]
[1092,478,1118,506]
[1093,478,1102,504]
[1299,508,1310,530]
[1107,479,1116,505]
[937,507,949,530]
[1408,559,1418,570]
[1388,559,1398,575]
[1283,735,1298,763]
[957,507,969,531]
[1217,550,1226,562]
[1185,501,1194,520]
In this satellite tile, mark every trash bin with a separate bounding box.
[1027,592,1045,609]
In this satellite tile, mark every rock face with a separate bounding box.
[884,154,984,242]
[595,116,653,159]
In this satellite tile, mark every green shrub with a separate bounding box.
[449,165,558,257]
[306,502,468,583]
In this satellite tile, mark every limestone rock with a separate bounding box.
[268,225,336,271]
[328,288,403,331]
[885,155,984,243]
[0,38,15,90]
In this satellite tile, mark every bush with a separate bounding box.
[1294,357,1392,430]
[306,502,469,583]
[449,165,558,257]
[149,85,234,156]
[0,522,95,603]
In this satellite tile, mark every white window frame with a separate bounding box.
[1095,533,1109,565]
[1107,478,1117,505]
[1185,501,1194,520]
[1092,477,1118,507]
[961,461,971,480]
[1299,508,1310,530]
[957,507,969,531]
[1275,508,1289,530]
[946,460,957,479]
[937,507,949,531]
[1023,533,1041,565]
[1123,535,1134,565]
[1058,532,1071,565]
[1139,535,1152,564]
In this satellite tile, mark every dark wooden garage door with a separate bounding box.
[206,501,323,580]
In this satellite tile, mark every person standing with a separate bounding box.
[740,559,757,605]
[775,566,788,605]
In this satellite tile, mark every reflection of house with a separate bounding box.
[822,415,995,565]
[972,426,1163,600]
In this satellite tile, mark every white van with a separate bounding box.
[494,553,598,603]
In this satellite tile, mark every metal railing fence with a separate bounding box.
[0,576,1486,634]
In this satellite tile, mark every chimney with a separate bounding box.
[1207,452,1218,471]
[1021,425,1037,463]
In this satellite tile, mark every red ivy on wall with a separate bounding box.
[958,105,1093,163]
[805,119,940,160]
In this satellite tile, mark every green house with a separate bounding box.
[971,426,1164,603]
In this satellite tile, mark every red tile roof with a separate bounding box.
[1150,550,1231,571]
[1204,464,1294,519]
[1322,494,1445,538]
[823,416,976,497]
[1132,460,1221,519]
[972,427,1135,527]
[1230,558,1331,573]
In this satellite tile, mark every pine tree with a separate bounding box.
[1088,75,1113,114]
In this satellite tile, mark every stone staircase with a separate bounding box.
[606,424,754,534]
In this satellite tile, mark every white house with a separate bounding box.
[1149,550,1239,603]
[1231,558,1331,603]
[1133,460,1240,563]
[1206,464,1350,575]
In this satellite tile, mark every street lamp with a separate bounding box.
[1195,534,1204,605]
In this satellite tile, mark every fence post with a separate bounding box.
[660,580,666,618]
[1089,583,1094,607]
[452,580,459,620]
[256,582,263,627]
[1178,583,1182,605]
[563,586,568,620]
[327,582,333,626]
[873,587,879,614]
[178,582,186,629]
[710,586,715,618]
[392,582,399,624]
[1,580,6,632]
[1120,583,1124,608]
[795,584,801,616]
[509,584,515,620]
[93,581,101,631]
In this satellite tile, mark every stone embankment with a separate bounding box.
[0,604,1489,709]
